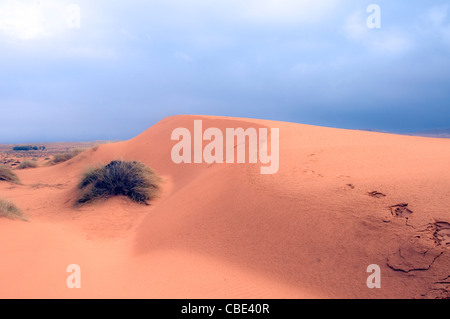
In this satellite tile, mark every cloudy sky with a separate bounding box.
[0,0,449,142]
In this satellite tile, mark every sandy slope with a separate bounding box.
[0,115,449,299]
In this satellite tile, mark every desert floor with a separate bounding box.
[0,115,449,299]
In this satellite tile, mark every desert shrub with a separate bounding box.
[0,199,26,221]
[50,148,85,165]
[76,160,161,205]
[0,166,20,183]
[16,160,38,170]
[13,145,33,151]
[12,145,44,151]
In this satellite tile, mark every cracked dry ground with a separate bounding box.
[384,204,450,299]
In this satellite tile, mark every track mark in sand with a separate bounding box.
[30,183,66,189]
[383,203,413,224]
[434,274,450,284]
[384,203,450,297]
[421,285,450,299]
[302,152,323,177]
[390,203,413,219]
[387,235,444,273]
[421,274,450,299]
[387,221,450,275]
[434,222,450,247]
[368,191,386,198]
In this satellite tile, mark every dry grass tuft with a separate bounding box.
[0,166,20,183]
[16,160,39,170]
[0,199,27,221]
[49,148,85,165]
[76,160,161,206]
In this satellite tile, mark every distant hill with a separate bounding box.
[409,129,450,138]
[359,128,450,139]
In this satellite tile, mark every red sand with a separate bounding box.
[1,115,449,298]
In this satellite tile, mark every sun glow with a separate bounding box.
[0,0,70,40]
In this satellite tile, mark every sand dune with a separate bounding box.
[1,115,449,299]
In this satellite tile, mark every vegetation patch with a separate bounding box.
[0,166,20,183]
[50,148,85,165]
[0,199,27,221]
[16,160,39,170]
[76,160,161,206]
[13,145,45,151]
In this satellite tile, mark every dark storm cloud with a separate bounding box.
[0,0,449,142]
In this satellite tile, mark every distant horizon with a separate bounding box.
[1,114,450,144]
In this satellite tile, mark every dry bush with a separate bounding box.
[0,166,20,183]
[50,148,85,165]
[16,160,38,170]
[0,199,27,221]
[76,160,161,206]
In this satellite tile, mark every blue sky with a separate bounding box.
[0,0,449,143]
